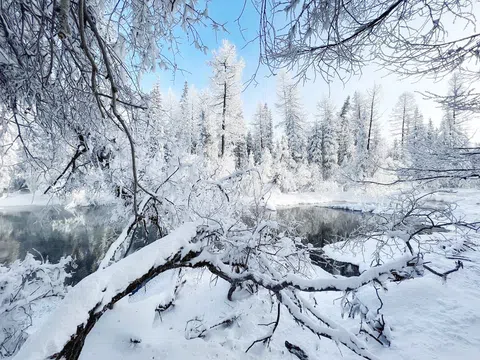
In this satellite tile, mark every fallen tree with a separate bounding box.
[14,219,428,360]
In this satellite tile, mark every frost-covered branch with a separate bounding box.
[15,218,425,360]
[0,254,72,358]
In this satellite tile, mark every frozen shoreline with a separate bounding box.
[0,192,62,211]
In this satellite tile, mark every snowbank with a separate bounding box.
[266,187,389,212]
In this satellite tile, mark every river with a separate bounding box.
[0,205,365,283]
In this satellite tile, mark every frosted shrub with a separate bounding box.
[0,254,72,358]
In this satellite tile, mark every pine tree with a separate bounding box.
[274,136,297,191]
[146,83,165,158]
[407,106,427,166]
[234,139,248,169]
[163,88,179,163]
[426,118,437,146]
[263,103,274,153]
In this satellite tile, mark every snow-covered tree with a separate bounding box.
[391,92,417,149]
[246,131,254,159]
[209,40,246,159]
[439,73,469,148]
[404,107,427,167]
[337,96,352,166]
[307,121,323,167]
[317,98,338,180]
[276,71,306,162]
[366,84,381,153]
[273,136,297,191]
[197,91,218,161]
[252,103,274,164]
[348,91,369,178]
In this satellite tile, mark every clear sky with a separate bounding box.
[141,1,480,144]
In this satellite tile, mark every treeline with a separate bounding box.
[144,41,471,192]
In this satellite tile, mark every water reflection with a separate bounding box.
[274,206,364,247]
[0,207,160,284]
[0,205,365,284]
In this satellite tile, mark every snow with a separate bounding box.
[11,188,480,360]
[13,222,200,360]
[0,192,61,211]
[266,186,390,212]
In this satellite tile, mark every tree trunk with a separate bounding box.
[221,81,227,157]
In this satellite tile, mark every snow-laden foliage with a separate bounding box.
[14,209,428,360]
[276,71,306,162]
[0,254,71,357]
[209,40,246,162]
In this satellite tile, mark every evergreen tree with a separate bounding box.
[407,106,427,166]
[198,90,217,161]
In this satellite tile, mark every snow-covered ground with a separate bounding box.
[75,251,480,360]
[10,188,480,360]
[265,185,394,212]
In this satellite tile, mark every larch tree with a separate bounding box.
[406,106,427,166]
[307,116,323,167]
[208,40,246,159]
[337,96,351,166]
[317,98,337,180]
[178,81,193,154]
[200,93,218,162]
[276,71,306,162]
[439,73,469,148]
[350,91,368,168]
[252,102,274,164]
[366,83,381,153]
[391,92,417,150]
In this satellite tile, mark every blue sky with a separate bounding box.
[141,2,479,143]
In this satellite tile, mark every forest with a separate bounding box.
[0,1,479,359]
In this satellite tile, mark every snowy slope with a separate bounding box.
[73,248,480,360]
